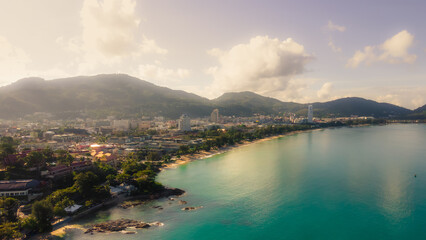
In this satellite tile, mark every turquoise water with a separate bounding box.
[68,124,426,239]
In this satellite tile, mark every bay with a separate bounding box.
[67,124,426,239]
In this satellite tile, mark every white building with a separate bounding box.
[178,114,191,131]
[113,120,130,131]
[0,179,42,201]
[307,105,313,123]
[210,109,220,123]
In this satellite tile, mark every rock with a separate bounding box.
[135,223,150,229]
[178,200,188,205]
[84,218,163,234]
[181,206,203,211]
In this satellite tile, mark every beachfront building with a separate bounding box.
[178,114,191,131]
[308,105,313,123]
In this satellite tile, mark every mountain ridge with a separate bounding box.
[0,74,419,119]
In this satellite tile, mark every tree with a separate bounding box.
[0,197,19,223]
[23,151,45,169]
[53,197,75,217]
[121,159,146,175]
[0,137,17,156]
[0,222,23,239]
[73,172,99,198]
[93,162,117,182]
[32,200,53,232]
[41,147,55,164]
[146,151,161,161]
[55,150,74,166]
[115,173,131,184]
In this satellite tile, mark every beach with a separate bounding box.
[162,130,310,170]
[43,129,313,238]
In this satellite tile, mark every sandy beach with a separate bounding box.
[162,129,311,170]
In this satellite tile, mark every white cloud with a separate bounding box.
[0,36,31,84]
[328,39,341,53]
[376,94,402,106]
[139,64,190,84]
[317,82,333,98]
[337,86,425,109]
[59,0,167,72]
[207,35,313,98]
[347,30,416,68]
[327,20,346,32]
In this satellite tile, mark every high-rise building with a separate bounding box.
[178,114,191,131]
[210,109,220,123]
[113,119,130,131]
[307,105,313,123]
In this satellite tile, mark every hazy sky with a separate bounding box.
[0,0,425,109]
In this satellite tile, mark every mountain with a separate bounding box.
[212,91,303,116]
[311,97,412,117]
[401,104,426,119]
[0,74,212,119]
[213,93,411,118]
[0,74,418,119]
[414,105,426,113]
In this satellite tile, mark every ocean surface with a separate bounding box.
[67,124,426,240]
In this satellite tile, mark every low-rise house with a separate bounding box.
[46,165,72,178]
[64,204,82,214]
[70,160,92,172]
[0,179,42,201]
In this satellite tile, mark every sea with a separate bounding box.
[66,124,426,240]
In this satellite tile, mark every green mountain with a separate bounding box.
[311,97,412,117]
[401,104,426,119]
[0,74,212,119]
[212,91,303,116]
[414,105,426,113]
[0,74,418,119]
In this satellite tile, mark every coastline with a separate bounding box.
[47,128,317,238]
[162,129,315,170]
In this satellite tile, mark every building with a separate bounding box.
[0,179,41,201]
[178,114,191,131]
[210,109,220,123]
[113,120,130,131]
[308,105,313,123]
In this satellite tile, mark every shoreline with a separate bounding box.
[161,129,316,170]
[38,123,417,237]
[46,124,384,237]
[48,129,314,237]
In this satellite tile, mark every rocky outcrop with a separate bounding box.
[182,206,203,211]
[84,218,163,234]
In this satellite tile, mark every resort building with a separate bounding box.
[178,114,191,131]
[0,179,42,201]
[210,109,220,123]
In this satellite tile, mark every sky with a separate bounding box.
[0,0,425,109]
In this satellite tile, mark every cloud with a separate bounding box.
[59,0,167,72]
[139,63,190,84]
[347,30,416,68]
[327,20,346,32]
[328,39,341,53]
[376,94,402,106]
[0,36,31,84]
[207,35,313,98]
[376,88,425,109]
[317,82,333,98]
